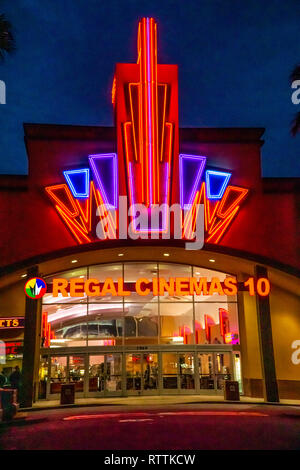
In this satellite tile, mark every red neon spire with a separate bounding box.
[120,17,175,211]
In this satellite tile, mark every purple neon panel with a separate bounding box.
[180,155,206,208]
[89,154,117,208]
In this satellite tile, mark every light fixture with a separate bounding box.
[21,274,27,278]
[118,253,124,257]
[209,259,216,263]
[71,259,78,264]
[163,253,170,257]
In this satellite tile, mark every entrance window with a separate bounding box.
[42,262,240,348]
[87,303,123,346]
[160,303,193,345]
[43,268,88,304]
[159,264,193,302]
[124,263,158,303]
[195,303,239,345]
[124,303,158,345]
[42,304,88,348]
[89,264,123,302]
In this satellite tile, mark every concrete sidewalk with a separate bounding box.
[21,394,300,411]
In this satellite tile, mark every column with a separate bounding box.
[255,265,279,402]
[20,266,41,408]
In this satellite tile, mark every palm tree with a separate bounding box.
[290,65,300,136]
[0,13,15,61]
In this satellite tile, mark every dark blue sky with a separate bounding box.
[0,0,299,176]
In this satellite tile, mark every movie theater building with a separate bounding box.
[0,18,300,408]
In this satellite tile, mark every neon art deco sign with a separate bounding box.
[45,18,249,247]
[51,276,270,298]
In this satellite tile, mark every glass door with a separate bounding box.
[198,353,215,391]
[126,352,159,394]
[162,352,178,393]
[106,354,122,394]
[89,355,105,394]
[142,353,159,394]
[38,356,49,399]
[88,354,122,396]
[49,356,67,396]
[69,355,85,395]
[197,351,233,393]
[126,353,142,393]
[179,353,195,391]
[162,352,195,394]
[215,352,232,391]
[233,352,243,393]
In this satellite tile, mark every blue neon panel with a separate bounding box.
[64,169,89,198]
[206,171,231,199]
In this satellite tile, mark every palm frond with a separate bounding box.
[291,111,300,136]
[0,13,15,61]
[290,64,300,84]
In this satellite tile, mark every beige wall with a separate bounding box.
[0,280,26,317]
[239,291,262,381]
[270,285,300,381]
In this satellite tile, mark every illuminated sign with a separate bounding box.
[25,278,47,299]
[45,17,249,247]
[0,318,24,329]
[50,276,270,298]
[5,342,23,355]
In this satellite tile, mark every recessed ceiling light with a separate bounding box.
[71,259,78,264]
[79,275,85,278]
[118,253,124,257]
[195,272,200,275]
[209,259,216,263]
[21,274,27,278]
[163,253,170,257]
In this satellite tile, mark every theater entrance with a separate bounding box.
[39,348,241,400]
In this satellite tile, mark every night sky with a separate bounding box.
[0,0,299,176]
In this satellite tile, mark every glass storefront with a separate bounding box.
[42,262,239,348]
[38,262,241,399]
[39,349,240,398]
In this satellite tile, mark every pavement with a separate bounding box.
[1,401,300,450]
